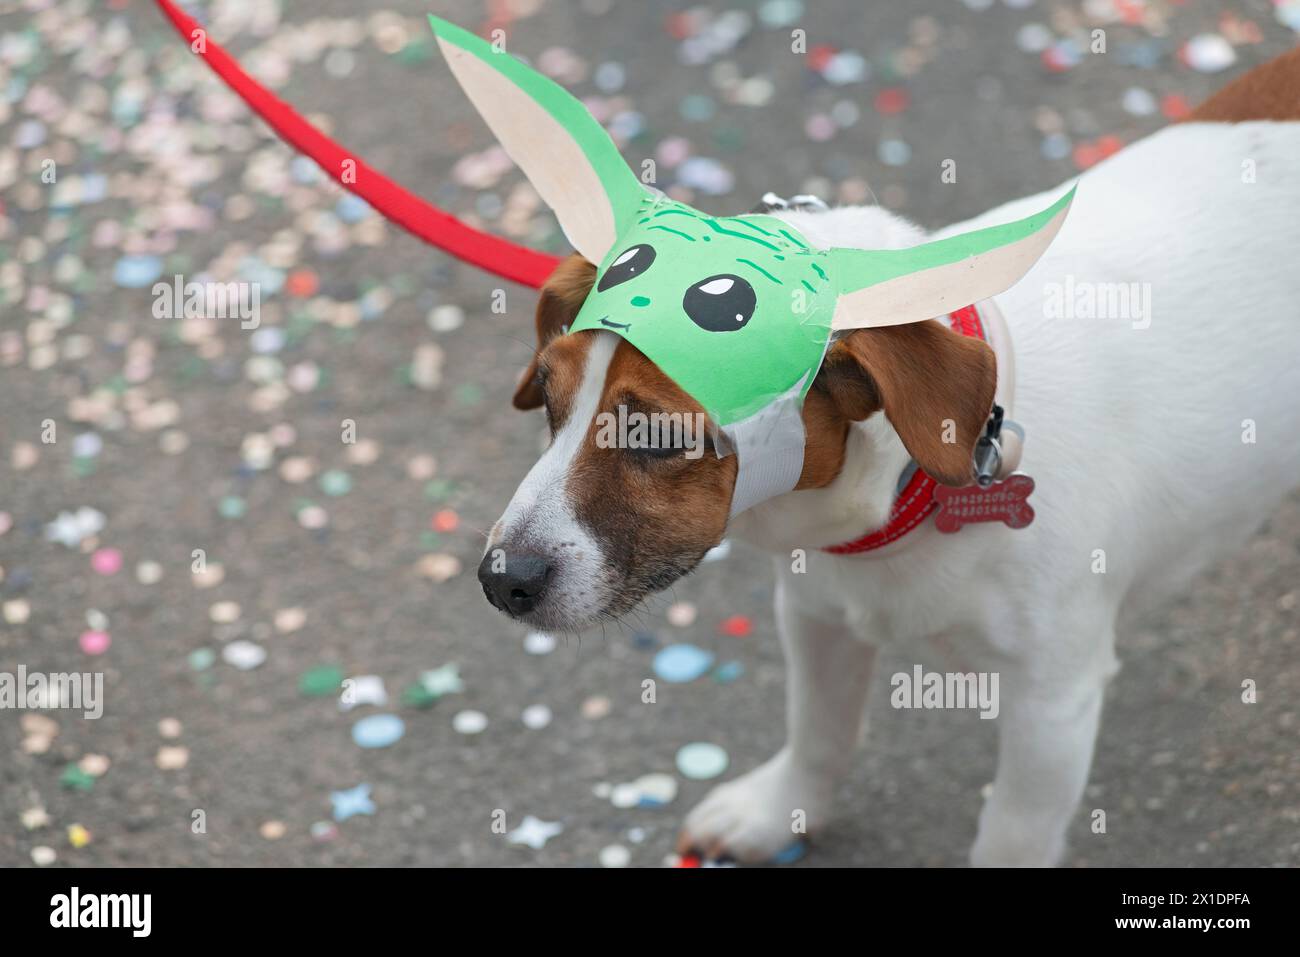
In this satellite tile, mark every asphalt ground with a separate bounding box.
[1,0,1297,868]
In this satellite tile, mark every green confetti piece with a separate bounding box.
[177,356,206,382]
[401,682,439,709]
[218,495,247,519]
[318,470,352,497]
[188,648,216,672]
[423,479,456,502]
[713,126,746,152]
[299,665,345,697]
[286,313,316,344]
[60,764,95,792]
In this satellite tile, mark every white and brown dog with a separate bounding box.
[478,52,1300,865]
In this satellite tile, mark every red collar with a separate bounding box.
[824,304,987,556]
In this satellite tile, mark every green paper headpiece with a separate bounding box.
[429,15,1074,515]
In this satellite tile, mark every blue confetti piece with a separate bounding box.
[352,714,406,749]
[653,644,715,683]
[112,255,163,289]
[712,660,744,684]
[291,155,323,184]
[336,194,371,223]
[770,841,806,865]
[330,783,376,821]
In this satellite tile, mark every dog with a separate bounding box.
[477,49,1300,866]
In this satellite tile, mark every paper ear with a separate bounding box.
[428,15,646,264]
[829,187,1075,331]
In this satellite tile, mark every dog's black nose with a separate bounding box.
[477,551,551,617]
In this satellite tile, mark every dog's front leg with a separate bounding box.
[677,577,876,863]
[969,648,1113,867]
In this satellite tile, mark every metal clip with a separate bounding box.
[972,403,1005,489]
[789,194,830,212]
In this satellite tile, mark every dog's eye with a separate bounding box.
[597,244,656,292]
[628,444,682,461]
[682,274,756,332]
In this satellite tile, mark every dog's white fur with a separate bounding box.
[498,121,1300,864]
[702,121,1300,865]
[489,333,619,631]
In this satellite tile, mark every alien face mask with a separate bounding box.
[428,15,1074,517]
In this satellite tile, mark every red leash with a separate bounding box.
[154,0,562,288]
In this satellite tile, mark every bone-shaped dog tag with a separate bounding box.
[933,473,1035,533]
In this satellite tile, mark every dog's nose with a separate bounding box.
[477,550,552,618]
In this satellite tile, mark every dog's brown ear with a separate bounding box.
[513,254,598,410]
[812,322,996,486]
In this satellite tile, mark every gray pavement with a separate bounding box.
[1,0,1297,867]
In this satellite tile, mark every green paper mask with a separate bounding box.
[429,14,1075,515]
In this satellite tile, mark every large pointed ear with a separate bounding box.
[813,322,996,486]
[513,254,597,410]
[429,16,647,265]
[829,187,1075,331]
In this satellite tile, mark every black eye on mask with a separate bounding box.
[597,244,656,292]
[682,274,756,332]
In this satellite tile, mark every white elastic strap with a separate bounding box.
[722,374,810,519]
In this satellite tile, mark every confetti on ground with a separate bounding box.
[419,664,464,698]
[452,710,489,734]
[1,0,1290,872]
[718,615,753,638]
[21,807,51,830]
[79,630,111,655]
[770,840,807,864]
[666,602,697,627]
[300,665,345,697]
[60,765,96,792]
[68,823,93,848]
[712,661,745,684]
[607,772,679,809]
[653,644,715,683]
[31,847,57,867]
[222,640,267,671]
[352,714,406,748]
[599,844,631,867]
[340,676,388,711]
[521,704,552,729]
[524,631,557,655]
[156,747,190,770]
[260,821,287,840]
[507,815,563,850]
[330,784,376,822]
[676,743,730,780]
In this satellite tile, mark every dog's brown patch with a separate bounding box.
[566,339,737,607]
[513,254,597,412]
[1186,47,1300,123]
[806,323,996,487]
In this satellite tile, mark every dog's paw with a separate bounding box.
[676,749,830,864]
